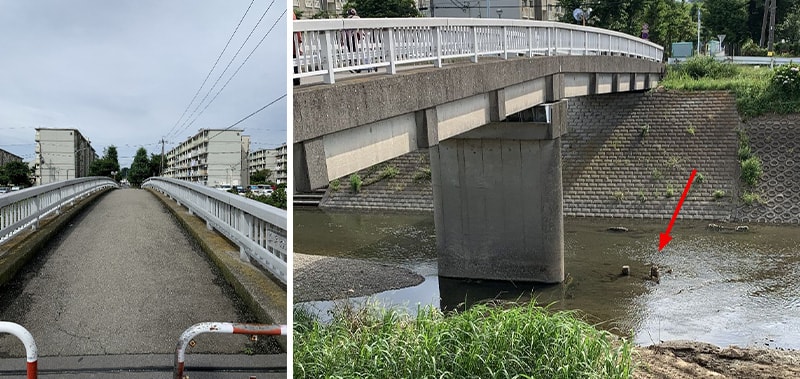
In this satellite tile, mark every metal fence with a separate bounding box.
[293,17,664,84]
[0,178,119,246]
[142,178,287,284]
[668,55,800,68]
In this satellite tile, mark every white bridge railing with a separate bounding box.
[143,178,287,285]
[293,18,664,84]
[0,177,119,246]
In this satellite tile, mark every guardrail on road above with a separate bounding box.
[293,17,663,84]
[143,178,287,285]
[0,177,119,246]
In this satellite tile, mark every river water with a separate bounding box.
[295,209,800,349]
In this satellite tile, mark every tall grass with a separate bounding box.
[294,301,633,379]
[661,56,800,117]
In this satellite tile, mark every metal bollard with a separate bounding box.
[0,322,38,379]
[173,322,286,379]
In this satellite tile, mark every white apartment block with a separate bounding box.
[164,129,250,187]
[293,0,348,18]
[249,147,279,182]
[274,144,287,184]
[429,0,562,20]
[34,128,97,186]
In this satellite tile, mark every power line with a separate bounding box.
[164,0,257,140]
[179,10,287,134]
[206,93,286,142]
[169,0,281,140]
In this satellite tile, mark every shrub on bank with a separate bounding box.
[294,301,633,379]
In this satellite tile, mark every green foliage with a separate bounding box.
[741,191,763,206]
[330,179,340,191]
[665,184,676,198]
[250,169,273,185]
[672,56,740,80]
[738,144,752,161]
[703,0,750,47]
[639,124,650,137]
[651,168,663,180]
[249,185,287,209]
[613,191,625,202]
[89,145,121,179]
[686,125,696,135]
[127,148,150,188]
[0,161,33,186]
[413,168,431,181]
[771,63,800,95]
[342,0,420,18]
[713,189,726,199]
[148,153,165,177]
[350,173,362,193]
[294,300,633,379]
[740,39,768,57]
[695,172,705,184]
[379,165,399,180]
[638,189,648,203]
[740,156,763,187]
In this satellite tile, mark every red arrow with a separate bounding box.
[659,169,698,251]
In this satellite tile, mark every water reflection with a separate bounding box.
[294,209,800,349]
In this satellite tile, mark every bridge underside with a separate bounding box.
[294,55,663,283]
[294,55,662,191]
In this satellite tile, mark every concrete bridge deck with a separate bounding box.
[0,189,285,377]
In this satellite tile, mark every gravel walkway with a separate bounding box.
[294,253,424,303]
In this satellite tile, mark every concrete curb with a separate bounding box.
[0,188,115,288]
[146,189,288,351]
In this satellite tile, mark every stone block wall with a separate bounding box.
[562,90,741,220]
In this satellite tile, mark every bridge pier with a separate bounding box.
[432,101,566,283]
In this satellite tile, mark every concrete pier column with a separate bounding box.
[431,101,566,283]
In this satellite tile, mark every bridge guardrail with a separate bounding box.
[293,17,664,84]
[0,177,119,246]
[143,178,287,284]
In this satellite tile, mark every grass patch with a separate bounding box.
[662,56,800,117]
[665,184,676,198]
[413,168,432,182]
[638,189,648,203]
[350,173,362,193]
[294,301,633,379]
[330,179,340,192]
[741,156,763,187]
[713,189,726,200]
[741,191,764,206]
[695,172,705,184]
[612,191,624,202]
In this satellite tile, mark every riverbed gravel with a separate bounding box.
[294,253,424,303]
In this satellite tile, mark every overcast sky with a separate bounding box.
[0,0,287,167]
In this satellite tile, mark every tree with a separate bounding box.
[89,145,121,179]
[149,153,166,177]
[703,0,749,46]
[643,0,695,54]
[127,148,150,188]
[250,169,273,185]
[342,0,420,18]
[0,161,33,186]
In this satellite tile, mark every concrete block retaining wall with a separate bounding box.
[320,90,798,224]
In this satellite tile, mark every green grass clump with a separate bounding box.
[330,179,340,191]
[294,301,633,379]
[713,189,726,199]
[741,191,763,205]
[350,173,362,193]
[741,156,763,187]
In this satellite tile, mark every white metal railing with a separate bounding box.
[142,178,287,284]
[668,55,800,68]
[0,178,119,246]
[293,18,664,84]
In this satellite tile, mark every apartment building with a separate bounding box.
[293,0,347,18]
[274,144,287,184]
[164,129,250,187]
[34,128,97,185]
[0,148,22,166]
[249,147,280,182]
[429,0,562,20]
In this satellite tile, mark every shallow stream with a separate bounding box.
[294,209,800,349]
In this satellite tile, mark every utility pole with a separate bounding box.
[697,8,701,55]
[760,0,770,47]
[160,138,165,176]
[768,0,777,52]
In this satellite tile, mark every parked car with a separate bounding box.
[10,186,21,191]
[0,187,10,194]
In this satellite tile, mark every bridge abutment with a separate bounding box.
[432,101,566,283]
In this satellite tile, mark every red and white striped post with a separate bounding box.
[0,322,38,379]
[173,322,286,379]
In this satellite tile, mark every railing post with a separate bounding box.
[321,30,336,84]
[502,26,508,60]
[547,27,553,56]
[384,28,397,74]
[471,26,479,63]
[239,212,252,263]
[527,26,533,57]
[433,26,443,68]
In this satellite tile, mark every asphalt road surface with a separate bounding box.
[0,189,272,358]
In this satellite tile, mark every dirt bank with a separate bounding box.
[294,253,424,303]
[634,340,800,378]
